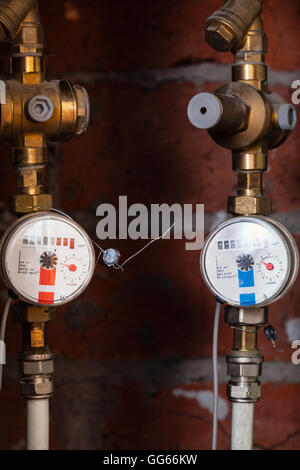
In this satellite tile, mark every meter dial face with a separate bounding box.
[0,212,95,306]
[200,216,299,307]
[60,253,88,284]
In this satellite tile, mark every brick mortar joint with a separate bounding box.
[49,63,300,88]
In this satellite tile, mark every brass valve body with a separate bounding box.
[0,1,89,214]
[188,9,296,217]
[2,79,89,212]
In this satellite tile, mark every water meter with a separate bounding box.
[200,216,299,307]
[0,211,95,306]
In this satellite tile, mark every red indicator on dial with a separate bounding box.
[65,264,77,272]
[263,262,274,271]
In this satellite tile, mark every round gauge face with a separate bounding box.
[0,212,95,306]
[201,217,298,307]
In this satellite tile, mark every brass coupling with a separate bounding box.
[12,302,55,399]
[2,79,89,214]
[19,352,54,399]
[227,351,263,403]
[225,306,267,403]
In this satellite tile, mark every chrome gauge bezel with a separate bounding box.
[0,211,95,306]
[200,216,299,307]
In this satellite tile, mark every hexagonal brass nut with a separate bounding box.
[21,360,54,376]
[20,377,54,398]
[9,193,53,214]
[205,23,237,51]
[227,381,261,402]
[12,303,55,323]
[227,195,272,216]
[227,362,261,378]
[225,306,268,326]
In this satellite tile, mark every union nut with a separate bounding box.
[227,195,272,216]
[20,376,53,398]
[227,360,262,378]
[20,359,54,376]
[227,380,261,403]
[9,193,53,214]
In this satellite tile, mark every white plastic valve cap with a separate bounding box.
[187,92,222,129]
[278,104,297,130]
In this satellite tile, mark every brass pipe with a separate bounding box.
[236,172,263,197]
[233,17,267,90]
[10,2,44,84]
[233,326,258,351]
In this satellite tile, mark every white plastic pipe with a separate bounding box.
[27,398,49,450]
[231,402,254,450]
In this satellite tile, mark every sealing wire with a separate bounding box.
[38,207,174,271]
[113,223,175,271]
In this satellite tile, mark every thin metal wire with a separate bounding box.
[38,207,106,256]
[37,206,73,220]
[113,223,175,271]
[230,325,258,334]
[38,207,174,271]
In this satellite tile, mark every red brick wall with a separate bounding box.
[0,0,300,450]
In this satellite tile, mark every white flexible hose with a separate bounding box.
[0,297,12,391]
[212,300,222,450]
[231,402,254,450]
[27,398,49,450]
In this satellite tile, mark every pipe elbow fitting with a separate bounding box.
[205,0,263,52]
[0,0,37,41]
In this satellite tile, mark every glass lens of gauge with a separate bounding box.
[201,217,296,307]
[1,213,95,306]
